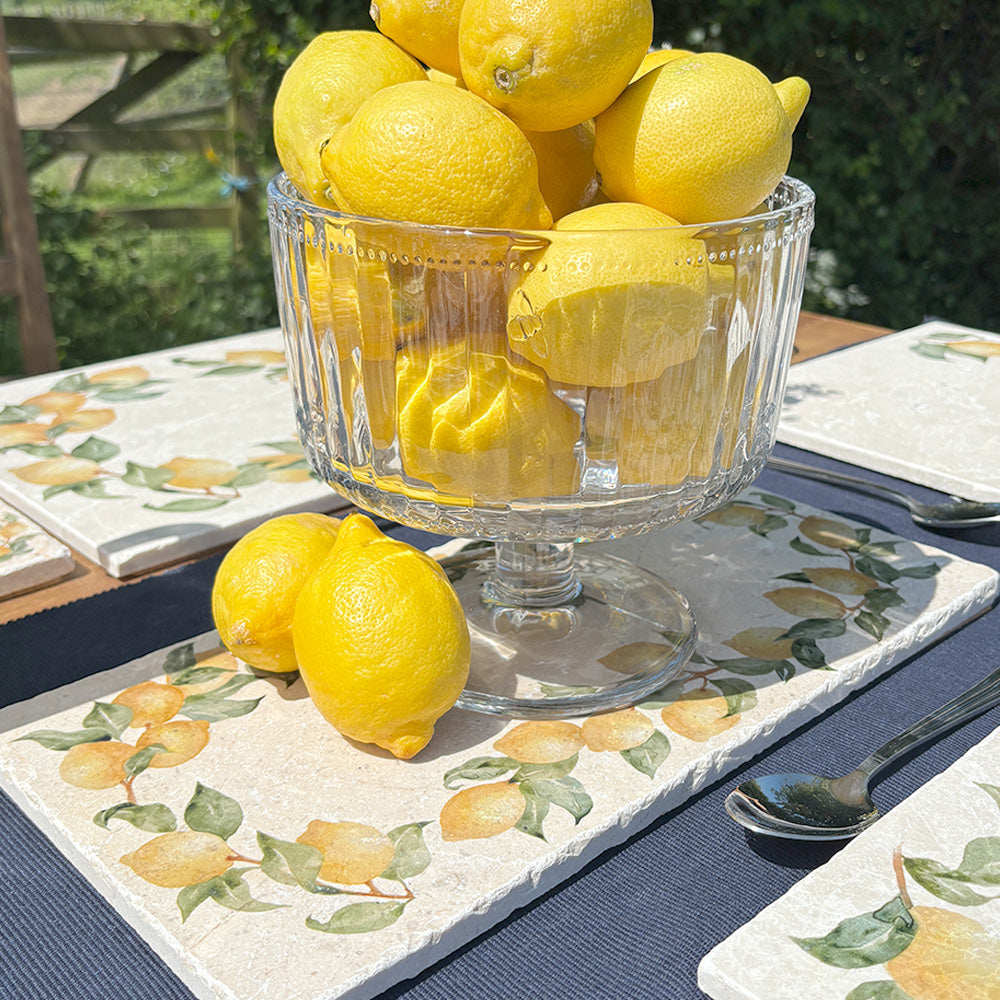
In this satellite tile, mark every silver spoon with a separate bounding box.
[766,455,1000,529]
[725,664,1000,840]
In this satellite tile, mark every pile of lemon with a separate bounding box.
[211,512,470,760]
[274,0,809,230]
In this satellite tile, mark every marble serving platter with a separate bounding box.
[698,723,1000,1000]
[0,498,74,598]
[1,488,997,1000]
[0,329,349,577]
[778,320,1000,502]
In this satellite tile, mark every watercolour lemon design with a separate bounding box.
[13,640,433,935]
[910,329,1000,363]
[793,783,1000,999]
[0,510,36,562]
[0,355,319,512]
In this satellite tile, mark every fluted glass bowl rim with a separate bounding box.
[266,172,815,240]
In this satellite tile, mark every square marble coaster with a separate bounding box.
[778,320,1000,501]
[0,499,73,598]
[698,724,1000,1000]
[1,490,997,1000]
[0,329,349,577]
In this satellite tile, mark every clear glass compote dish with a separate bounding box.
[267,173,815,718]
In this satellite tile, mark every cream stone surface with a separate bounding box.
[0,493,996,1000]
[699,725,1000,1000]
[778,320,1000,501]
[0,499,73,597]
[0,330,349,577]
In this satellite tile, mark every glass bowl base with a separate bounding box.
[442,546,697,719]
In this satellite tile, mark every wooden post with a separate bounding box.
[0,15,58,374]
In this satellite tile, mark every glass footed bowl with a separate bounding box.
[267,174,815,718]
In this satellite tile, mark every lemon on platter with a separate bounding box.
[292,513,471,760]
[211,512,341,673]
[506,201,722,387]
[458,0,653,132]
[319,80,552,230]
[594,52,810,224]
[273,30,426,207]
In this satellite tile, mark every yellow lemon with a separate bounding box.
[494,720,584,763]
[0,423,49,447]
[211,512,341,673]
[523,121,600,222]
[507,201,716,387]
[320,80,551,229]
[112,680,185,728]
[59,741,134,790]
[296,819,395,884]
[594,53,809,223]
[88,365,150,387]
[439,782,526,840]
[273,30,426,206]
[631,46,691,82]
[371,0,466,77]
[12,456,102,486]
[136,719,210,768]
[120,831,233,888]
[458,0,653,132]
[21,391,86,418]
[161,457,239,490]
[396,338,580,500]
[59,408,115,432]
[292,513,470,759]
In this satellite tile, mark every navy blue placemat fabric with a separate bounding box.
[2,447,998,1000]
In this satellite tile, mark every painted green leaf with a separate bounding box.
[163,643,197,674]
[954,836,1000,886]
[49,373,89,392]
[790,536,834,557]
[791,637,828,669]
[903,855,997,906]
[381,823,431,881]
[976,782,1000,812]
[755,492,796,511]
[185,782,243,840]
[230,464,269,488]
[83,701,132,739]
[442,755,518,789]
[707,656,791,676]
[855,609,891,641]
[177,879,215,921]
[750,514,788,536]
[854,555,900,584]
[122,461,176,490]
[94,802,177,833]
[638,678,686,710]
[526,776,592,823]
[792,896,916,968]
[781,618,848,641]
[845,981,913,1000]
[896,562,941,579]
[776,571,812,583]
[125,744,168,778]
[206,674,259,697]
[169,665,227,686]
[514,783,549,840]
[512,755,578,783]
[143,498,232,513]
[714,678,758,716]
[9,443,63,458]
[198,364,264,377]
[538,682,600,697]
[70,436,120,462]
[910,341,950,360]
[620,728,671,777]
[15,728,110,750]
[864,588,906,614]
[306,900,407,934]
[257,831,322,889]
[206,869,285,913]
[180,693,263,721]
[92,386,165,402]
[0,403,43,423]
[260,440,304,454]
[70,479,124,499]
[859,540,900,558]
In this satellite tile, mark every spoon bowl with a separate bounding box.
[725,663,1000,841]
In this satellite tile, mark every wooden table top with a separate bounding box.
[0,311,889,624]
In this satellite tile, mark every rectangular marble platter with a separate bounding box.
[0,498,74,598]
[1,489,997,1000]
[698,723,1000,1000]
[0,328,350,577]
[777,320,1000,502]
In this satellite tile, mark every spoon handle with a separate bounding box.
[767,456,915,510]
[856,665,1000,782]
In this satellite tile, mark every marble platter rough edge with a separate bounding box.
[777,320,1000,502]
[0,329,349,577]
[0,498,74,598]
[1,489,997,1000]
[698,724,1000,1000]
